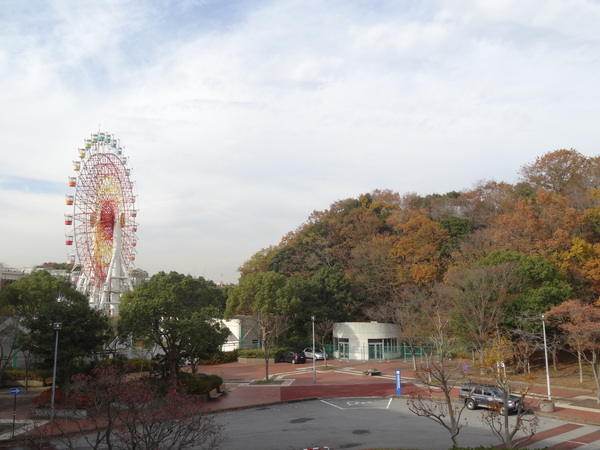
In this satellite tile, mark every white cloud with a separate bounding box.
[2,0,600,283]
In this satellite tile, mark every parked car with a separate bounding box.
[303,348,328,360]
[459,383,521,414]
[280,351,306,364]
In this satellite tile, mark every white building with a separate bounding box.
[332,322,402,361]
[221,316,261,351]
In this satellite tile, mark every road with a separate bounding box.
[215,397,600,450]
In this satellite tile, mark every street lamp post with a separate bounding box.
[50,322,62,420]
[541,314,551,401]
[311,316,316,384]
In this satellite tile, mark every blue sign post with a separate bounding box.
[9,387,22,437]
[395,370,401,395]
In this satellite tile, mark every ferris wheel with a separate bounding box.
[65,131,138,316]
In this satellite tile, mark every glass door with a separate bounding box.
[339,341,349,359]
[368,341,383,360]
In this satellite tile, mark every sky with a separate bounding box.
[1,0,600,284]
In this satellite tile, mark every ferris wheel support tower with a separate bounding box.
[98,217,134,312]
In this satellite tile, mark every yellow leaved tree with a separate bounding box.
[475,332,539,449]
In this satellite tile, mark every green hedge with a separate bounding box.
[122,357,153,371]
[238,347,291,360]
[200,350,238,365]
[238,349,264,358]
[2,368,52,382]
[96,357,152,372]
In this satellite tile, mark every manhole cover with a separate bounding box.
[291,418,314,423]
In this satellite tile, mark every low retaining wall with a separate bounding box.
[32,409,88,419]
[237,357,276,365]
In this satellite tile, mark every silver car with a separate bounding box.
[303,348,327,360]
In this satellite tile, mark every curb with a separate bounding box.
[534,410,600,427]
[206,396,320,415]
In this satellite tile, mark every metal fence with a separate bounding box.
[322,343,434,362]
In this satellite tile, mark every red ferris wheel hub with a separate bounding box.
[100,201,116,241]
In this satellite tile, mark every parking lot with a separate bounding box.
[215,397,600,450]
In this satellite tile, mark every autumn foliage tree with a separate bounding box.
[407,296,467,449]
[519,149,600,198]
[493,190,585,255]
[477,333,539,449]
[389,211,449,285]
[547,299,600,402]
[448,262,520,362]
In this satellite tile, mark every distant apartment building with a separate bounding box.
[0,264,31,291]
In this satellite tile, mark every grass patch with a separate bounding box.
[511,364,598,391]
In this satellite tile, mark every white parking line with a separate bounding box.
[319,397,394,410]
[320,399,344,410]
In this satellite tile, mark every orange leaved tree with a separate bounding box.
[547,299,600,403]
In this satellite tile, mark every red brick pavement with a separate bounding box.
[201,359,401,412]
[199,359,600,427]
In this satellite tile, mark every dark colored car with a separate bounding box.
[280,351,306,364]
[459,383,521,414]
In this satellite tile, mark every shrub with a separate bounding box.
[207,374,223,389]
[181,377,212,395]
[271,347,291,360]
[122,358,152,372]
[47,366,226,449]
[143,376,172,395]
[177,372,222,395]
[199,350,238,365]
[2,368,52,382]
[33,388,66,408]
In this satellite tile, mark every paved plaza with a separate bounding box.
[2,359,600,448]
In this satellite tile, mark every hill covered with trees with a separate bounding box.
[230,149,600,370]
